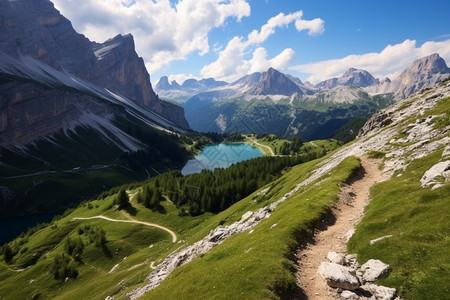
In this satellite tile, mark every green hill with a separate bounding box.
[1,80,449,299]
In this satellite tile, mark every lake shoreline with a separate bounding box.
[181,142,263,175]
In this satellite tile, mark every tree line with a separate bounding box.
[136,151,325,216]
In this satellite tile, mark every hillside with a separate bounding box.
[1,79,449,299]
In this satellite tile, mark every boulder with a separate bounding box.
[318,262,360,290]
[420,160,450,189]
[340,290,360,300]
[361,259,391,282]
[328,251,345,265]
[360,283,397,300]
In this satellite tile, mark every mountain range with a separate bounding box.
[156,54,450,139]
[0,0,191,216]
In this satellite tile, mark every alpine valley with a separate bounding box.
[1,1,450,300]
[157,54,450,141]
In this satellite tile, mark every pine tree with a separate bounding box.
[116,188,129,209]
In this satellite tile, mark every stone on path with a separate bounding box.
[318,262,360,290]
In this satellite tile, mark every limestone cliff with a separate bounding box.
[0,0,189,148]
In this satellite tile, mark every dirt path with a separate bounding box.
[295,157,388,299]
[72,215,177,243]
[249,137,275,156]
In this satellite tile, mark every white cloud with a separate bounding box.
[249,47,295,73]
[295,18,325,36]
[52,0,251,73]
[292,39,450,83]
[201,10,324,81]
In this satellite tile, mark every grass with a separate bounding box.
[134,156,360,300]
[0,149,360,300]
[243,134,342,157]
[348,149,450,299]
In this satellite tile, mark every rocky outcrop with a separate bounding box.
[127,208,271,299]
[318,252,398,300]
[420,160,450,189]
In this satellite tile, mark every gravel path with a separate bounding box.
[295,157,388,299]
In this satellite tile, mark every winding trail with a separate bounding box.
[295,157,388,299]
[249,137,275,156]
[72,215,177,243]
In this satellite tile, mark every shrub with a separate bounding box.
[52,253,78,280]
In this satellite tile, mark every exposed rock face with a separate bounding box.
[392,53,450,98]
[248,67,304,96]
[0,0,189,148]
[0,80,109,146]
[316,68,379,90]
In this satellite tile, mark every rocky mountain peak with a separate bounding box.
[249,67,304,96]
[317,68,378,90]
[155,76,171,90]
[0,0,190,148]
[393,53,450,98]
[408,53,450,74]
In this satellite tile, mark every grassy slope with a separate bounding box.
[244,134,341,156]
[138,156,360,300]
[348,93,450,299]
[0,149,360,300]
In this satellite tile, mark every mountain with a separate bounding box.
[183,68,394,139]
[316,68,379,90]
[391,53,450,98]
[247,67,305,96]
[0,0,191,216]
[0,0,189,136]
[155,76,228,103]
[1,77,448,300]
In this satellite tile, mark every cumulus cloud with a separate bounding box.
[201,10,324,81]
[52,0,251,73]
[249,47,295,73]
[295,18,325,36]
[292,39,450,83]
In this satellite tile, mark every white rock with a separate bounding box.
[420,160,450,188]
[340,290,360,300]
[328,251,345,265]
[361,283,397,300]
[370,235,393,245]
[318,262,360,290]
[361,259,391,282]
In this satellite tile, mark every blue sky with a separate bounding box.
[52,0,450,84]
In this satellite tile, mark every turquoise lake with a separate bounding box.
[181,143,263,175]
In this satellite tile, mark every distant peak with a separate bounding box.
[406,53,450,74]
